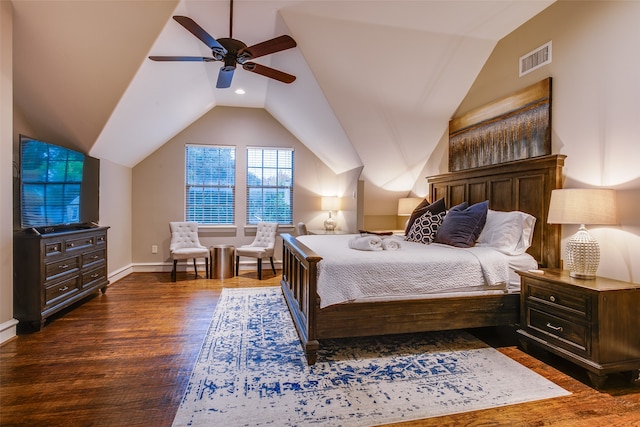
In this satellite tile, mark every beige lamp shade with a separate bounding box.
[397,197,423,216]
[547,188,617,279]
[547,188,617,225]
[321,196,341,212]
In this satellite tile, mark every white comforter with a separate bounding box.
[298,234,516,308]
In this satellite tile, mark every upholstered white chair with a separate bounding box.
[235,222,278,279]
[296,222,308,236]
[169,221,209,282]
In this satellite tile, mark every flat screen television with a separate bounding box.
[18,135,100,233]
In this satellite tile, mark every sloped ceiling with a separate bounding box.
[12,0,554,196]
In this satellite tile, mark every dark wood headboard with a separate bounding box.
[428,154,565,268]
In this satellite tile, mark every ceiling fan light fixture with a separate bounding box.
[235,88,246,95]
[222,55,236,70]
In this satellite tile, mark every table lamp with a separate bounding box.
[321,196,341,231]
[398,197,423,228]
[547,188,617,279]
[397,197,423,216]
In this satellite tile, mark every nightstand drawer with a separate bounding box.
[526,279,591,320]
[528,307,589,356]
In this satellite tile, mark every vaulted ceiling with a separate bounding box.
[12,0,554,195]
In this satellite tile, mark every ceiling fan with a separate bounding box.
[149,0,297,88]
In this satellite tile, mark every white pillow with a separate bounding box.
[476,209,536,255]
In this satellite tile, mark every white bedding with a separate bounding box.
[297,234,537,308]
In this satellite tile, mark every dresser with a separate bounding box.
[517,269,640,388]
[13,226,109,332]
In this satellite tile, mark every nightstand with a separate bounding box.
[517,268,640,389]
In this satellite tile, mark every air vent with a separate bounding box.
[519,41,552,77]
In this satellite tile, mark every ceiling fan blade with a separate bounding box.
[173,16,227,56]
[238,35,296,62]
[242,62,296,84]
[149,56,216,62]
[216,66,235,88]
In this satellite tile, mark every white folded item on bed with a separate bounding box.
[297,234,537,308]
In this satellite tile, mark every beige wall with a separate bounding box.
[428,0,640,283]
[132,106,356,270]
[0,0,17,343]
[99,159,133,280]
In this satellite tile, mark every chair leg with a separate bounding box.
[270,257,276,275]
[257,258,262,280]
[235,255,239,276]
[193,259,198,278]
[205,257,209,279]
[172,260,177,282]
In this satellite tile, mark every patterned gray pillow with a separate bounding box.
[405,210,446,244]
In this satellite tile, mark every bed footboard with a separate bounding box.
[280,233,322,364]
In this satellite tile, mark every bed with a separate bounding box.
[281,79,565,365]
[282,154,564,364]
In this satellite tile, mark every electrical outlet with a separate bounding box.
[151,245,158,254]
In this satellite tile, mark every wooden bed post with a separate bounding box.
[280,234,321,364]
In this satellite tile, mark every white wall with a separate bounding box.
[429,1,640,283]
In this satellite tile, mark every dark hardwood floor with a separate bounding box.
[1,271,639,426]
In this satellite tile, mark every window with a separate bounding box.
[246,147,294,225]
[185,144,235,224]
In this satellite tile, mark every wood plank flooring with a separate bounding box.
[1,271,639,426]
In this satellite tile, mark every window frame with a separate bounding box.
[184,144,236,226]
[245,147,294,226]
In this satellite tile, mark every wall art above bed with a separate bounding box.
[449,78,551,172]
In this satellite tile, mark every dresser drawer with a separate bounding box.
[95,233,107,245]
[65,235,95,252]
[82,249,105,268]
[528,307,590,356]
[44,256,80,281]
[526,279,591,320]
[45,276,81,306]
[82,266,106,289]
[44,241,63,257]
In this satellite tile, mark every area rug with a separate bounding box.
[172,287,569,426]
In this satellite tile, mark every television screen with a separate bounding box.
[19,136,91,230]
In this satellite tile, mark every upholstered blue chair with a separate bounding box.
[235,222,278,279]
[169,222,209,281]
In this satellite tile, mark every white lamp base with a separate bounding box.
[324,212,336,231]
[565,224,600,279]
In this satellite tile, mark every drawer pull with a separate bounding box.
[90,255,99,260]
[67,243,75,248]
[59,286,69,292]
[59,264,69,269]
[90,273,99,278]
[549,295,556,302]
[546,322,563,332]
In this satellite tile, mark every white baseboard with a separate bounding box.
[0,318,19,345]
[109,260,282,277]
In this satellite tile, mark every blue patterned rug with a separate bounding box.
[172,287,569,426]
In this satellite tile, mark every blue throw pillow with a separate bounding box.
[434,200,489,248]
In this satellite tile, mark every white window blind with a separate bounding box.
[246,147,294,225]
[185,144,235,225]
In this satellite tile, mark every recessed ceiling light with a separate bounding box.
[235,88,246,95]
